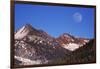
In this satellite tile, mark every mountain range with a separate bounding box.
[14,24,96,66]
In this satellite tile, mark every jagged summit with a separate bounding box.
[59,33,75,40]
[15,24,53,41]
[56,33,90,51]
[15,24,33,39]
[24,24,33,29]
[62,33,72,37]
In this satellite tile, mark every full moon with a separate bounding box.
[73,12,82,23]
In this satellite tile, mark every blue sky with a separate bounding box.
[15,4,95,38]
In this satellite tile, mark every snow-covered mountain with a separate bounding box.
[56,33,89,51]
[14,24,95,66]
[15,24,33,39]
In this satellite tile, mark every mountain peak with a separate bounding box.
[15,24,34,40]
[62,33,72,37]
[25,23,32,27]
[24,24,33,30]
[59,33,74,40]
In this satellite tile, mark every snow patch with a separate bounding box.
[15,26,29,39]
[15,56,42,65]
[84,40,89,43]
[62,43,80,51]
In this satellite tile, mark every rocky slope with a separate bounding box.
[14,24,96,66]
[56,33,90,51]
